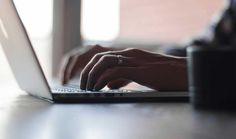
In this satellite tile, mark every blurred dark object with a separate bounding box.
[187,45,236,110]
[163,37,214,57]
[163,46,187,57]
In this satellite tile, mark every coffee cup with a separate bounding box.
[187,45,236,110]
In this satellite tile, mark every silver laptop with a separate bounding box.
[0,0,188,103]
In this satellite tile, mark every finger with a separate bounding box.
[61,45,109,86]
[86,55,118,90]
[107,79,131,89]
[79,53,105,90]
[66,45,109,87]
[66,54,83,81]
[80,49,144,90]
[60,55,75,84]
[93,67,138,91]
[86,55,140,90]
[113,48,176,62]
[80,52,124,90]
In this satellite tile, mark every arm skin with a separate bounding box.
[60,45,188,91]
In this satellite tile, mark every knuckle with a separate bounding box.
[89,44,103,52]
[63,55,76,65]
[126,48,140,53]
[94,53,103,60]
[64,54,73,61]
[94,44,102,48]
[132,48,140,53]
[65,51,77,58]
[125,48,135,51]
[100,55,109,61]
[100,55,114,64]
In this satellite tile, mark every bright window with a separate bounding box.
[82,0,224,44]
[81,0,120,42]
[0,0,53,86]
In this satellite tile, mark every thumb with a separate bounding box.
[107,79,131,89]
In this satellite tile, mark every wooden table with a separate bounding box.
[0,86,236,139]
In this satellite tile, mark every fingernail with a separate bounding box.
[80,83,85,90]
[80,81,85,90]
[62,80,66,85]
[87,82,93,91]
[86,85,92,91]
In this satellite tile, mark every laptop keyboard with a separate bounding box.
[51,85,132,93]
[52,87,85,93]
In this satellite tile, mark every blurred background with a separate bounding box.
[0,0,223,89]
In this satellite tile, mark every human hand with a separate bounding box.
[80,48,188,91]
[60,45,111,84]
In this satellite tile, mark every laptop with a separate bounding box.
[0,0,188,103]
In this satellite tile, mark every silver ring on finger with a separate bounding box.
[117,55,123,66]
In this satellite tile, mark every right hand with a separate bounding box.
[60,45,130,89]
[79,48,187,91]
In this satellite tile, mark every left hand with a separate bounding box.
[60,45,111,84]
[80,48,188,91]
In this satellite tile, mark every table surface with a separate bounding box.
[0,86,236,139]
